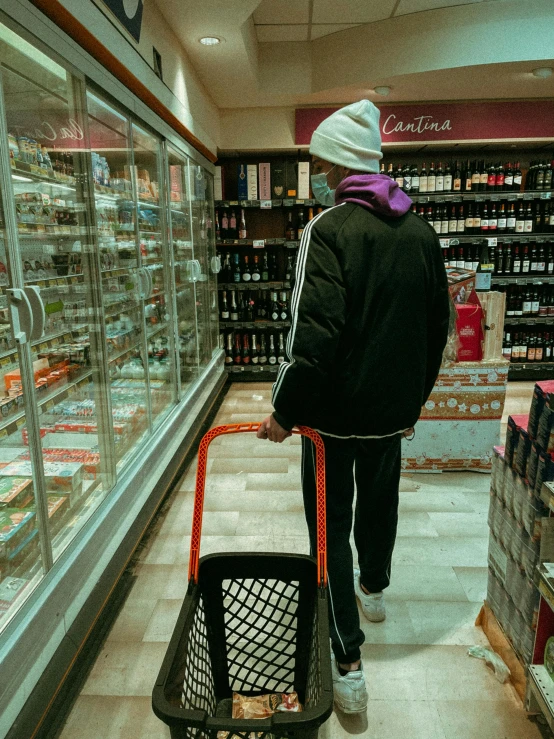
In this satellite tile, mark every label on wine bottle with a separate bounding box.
[505,174,513,186]
[231,311,238,320]
[513,260,521,272]
[481,219,489,230]
[498,218,507,229]
[433,223,441,234]
[444,175,453,191]
[222,310,229,319]
[436,176,444,191]
[507,217,516,228]
[440,221,448,234]
[449,220,457,232]
[252,355,259,364]
[457,220,465,232]
[473,216,482,228]
[419,178,428,193]
[523,262,530,272]
[524,220,533,233]
[465,217,474,228]
[242,273,251,282]
[514,175,522,185]
[269,356,277,365]
[251,273,260,282]
[516,221,525,233]
[550,215,554,226]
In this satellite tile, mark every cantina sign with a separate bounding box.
[295,101,554,145]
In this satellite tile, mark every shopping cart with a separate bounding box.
[152,423,332,739]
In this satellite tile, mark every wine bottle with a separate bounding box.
[297,209,306,240]
[433,206,441,234]
[242,255,252,282]
[448,204,457,233]
[215,212,221,241]
[507,203,516,233]
[435,162,444,192]
[495,244,503,274]
[221,210,229,239]
[548,243,554,274]
[544,160,553,191]
[230,290,239,321]
[522,245,531,273]
[473,203,481,231]
[411,164,420,194]
[465,202,474,233]
[285,254,294,283]
[538,243,546,273]
[277,333,286,364]
[502,332,512,362]
[233,333,242,364]
[251,255,261,282]
[229,210,237,239]
[285,212,295,240]
[497,203,507,233]
[251,333,259,365]
[269,253,278,281]
[419,163,428,193]
[232,253,241,282]
[471,160,480,191]
[481,202,489,232]
[440,204,448,234]
[457,203,465,233]
[395,165,404,190]
[221,290,230,320]
[487,163,497,191]
[280,291,289,321]
[268,335,277,365]
[262,252,269,282]
[504,163,513,191]
[238,209,247,239]
[444,162,453,192]
[427,162,436,193]
[524,204,534,233]
[225,333,233,364]
[242,333,251,365]
[270,292,280,321]
[403,163,412,193]
[514,162,522,191]
[489,202,497,232]
[479,161,488,191]
[259,334,268,365]
[537,162,546,190]
[453,161,462,192]
[504,243,512,274]
[496,163,505,191]
[523,287,532,315]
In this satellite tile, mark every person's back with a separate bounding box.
[257,100,450,716]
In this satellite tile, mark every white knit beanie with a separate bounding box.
[309,100,383,173]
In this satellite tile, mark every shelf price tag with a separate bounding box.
[487,238,498,247]
[16,417,25,429]
[439,239,450,248]
[260,200,272,210]
[252,240,265,248]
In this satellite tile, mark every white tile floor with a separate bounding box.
[59,381,545,739]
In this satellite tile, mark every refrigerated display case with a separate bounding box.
[0,12,223,736]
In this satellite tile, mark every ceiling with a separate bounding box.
[154,0,554,111]
[252,0,503,42]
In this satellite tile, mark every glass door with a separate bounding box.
[166,145,199,396]
[85,91,150,471]
[190,163,212,371]
[0,23,113,628]
[203,170,221,356]
[131,124,176,428]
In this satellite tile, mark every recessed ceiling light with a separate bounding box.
[532,67,553,79]
[373,86,391,97]
[199,36,222,46]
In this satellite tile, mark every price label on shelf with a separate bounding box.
[439,239,450,248]
[252,240,265,248]
[16,417,25,429]
[487,238,498,247]
[260,200,272,210]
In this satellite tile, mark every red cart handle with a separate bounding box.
[188,423,327,587]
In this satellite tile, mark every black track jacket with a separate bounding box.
[272,202,450,438]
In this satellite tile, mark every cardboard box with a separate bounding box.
[285,159,297,198]
[270,160,285,198]
[297,161,310,200]
[0,478,33,509]
[237,164,248,199]
[0,509,35,560]
[247,164,258,200]
[446,268,476,304]
[479,291,506,361]
[258,163,271,200]
[0,460,83,495]
[455,302,484,361]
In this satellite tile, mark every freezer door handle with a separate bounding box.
[7,288,34,344]
[24,285,46,341]
[210,255,221,274]
[138,267,153,299]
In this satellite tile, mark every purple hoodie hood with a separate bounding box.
[335,174,412,217]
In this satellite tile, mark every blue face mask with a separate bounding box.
[311,166,337,207]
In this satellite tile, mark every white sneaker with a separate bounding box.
[331,659,368,714]
[354,568,386,622]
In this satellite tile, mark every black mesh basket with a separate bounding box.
[152,424,332,739]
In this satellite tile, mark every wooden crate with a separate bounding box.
[480,291,506,361]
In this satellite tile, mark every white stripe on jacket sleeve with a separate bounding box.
[272,203,346,408]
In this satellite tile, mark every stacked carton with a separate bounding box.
[487,381,554,664]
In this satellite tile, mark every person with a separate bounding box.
[257,100,450,714]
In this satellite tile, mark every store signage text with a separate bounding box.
[11,119,85,143]
[382,114,452,136]
[295,101,554,145]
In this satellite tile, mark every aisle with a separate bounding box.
[59,382,543,739]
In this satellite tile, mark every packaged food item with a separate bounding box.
[0,509,35,560]
[514,429,532,479]
[446,268,477,304]
[455,301,484,362]
[505,415,529,468]
[0,478,33,509]
[0,460,83,495]
[232,692,302,720]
